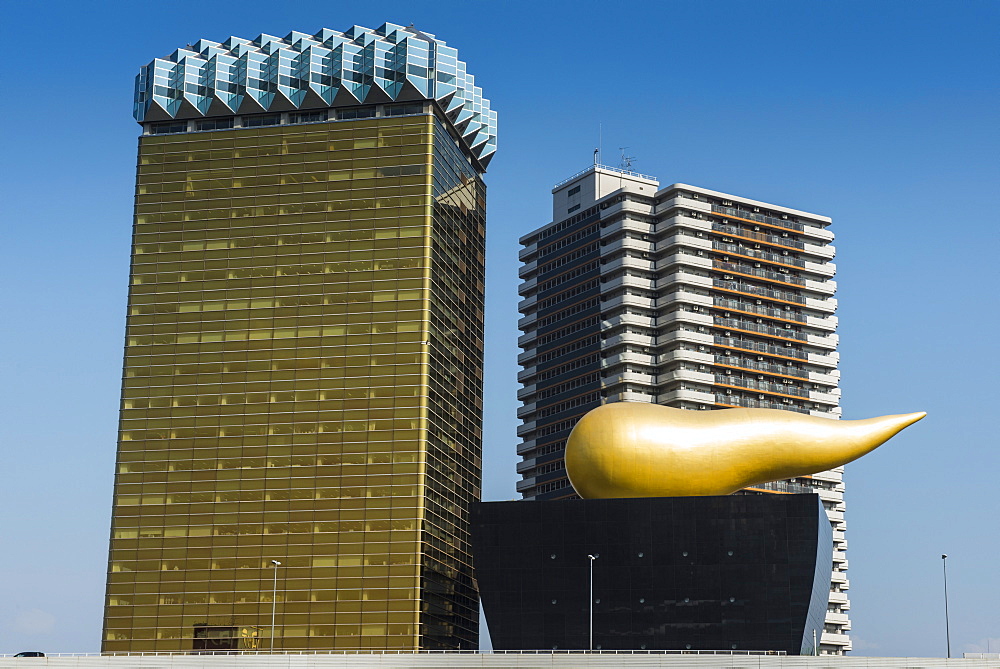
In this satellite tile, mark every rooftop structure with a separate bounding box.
[133,23,496,166]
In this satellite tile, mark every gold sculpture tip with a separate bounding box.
[565,404,926,499]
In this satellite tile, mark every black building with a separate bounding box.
[472,494,831,654]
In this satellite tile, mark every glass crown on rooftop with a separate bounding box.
[134,22,497,163]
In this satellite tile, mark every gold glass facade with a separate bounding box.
[103,110,486,652]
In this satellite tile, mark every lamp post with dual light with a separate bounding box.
[270,560,281,651]
[587,554,598,651]
[942,554,951,659]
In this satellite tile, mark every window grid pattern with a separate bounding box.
[104,114,483,652]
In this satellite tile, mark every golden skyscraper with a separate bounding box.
[103,23,496,652]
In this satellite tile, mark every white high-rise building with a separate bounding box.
[516,164,850,654]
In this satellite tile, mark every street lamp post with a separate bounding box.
[942,554,951,659]
[270,559,282,652]
[587,554,598,651]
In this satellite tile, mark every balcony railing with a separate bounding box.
[713,296,806,323]
[714,355,809,379]
[713,279,805,304]
[714,260,806,286]
[715,393,810,414]
[712,240,805,268]
[744,480,815,494]
[711,222,806,250]
[714,317,807,341]
[711,204,806,232]
[715,374,810,398]
[713,335,807,360]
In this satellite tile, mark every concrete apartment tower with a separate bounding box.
[103,23,495,652]
[516,164,849,654]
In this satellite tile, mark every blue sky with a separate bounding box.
[1,0,998,658]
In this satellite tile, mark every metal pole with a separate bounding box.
[813,629,818,656]
[270,559,281,652]
[942,554,951,659]
[587,554,597,651]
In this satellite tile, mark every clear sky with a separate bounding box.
[1,0,997,658]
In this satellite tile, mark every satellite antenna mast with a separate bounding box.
[616,147,637,188]
[619,147,636,171]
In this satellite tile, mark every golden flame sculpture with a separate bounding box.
[565,403,926,499]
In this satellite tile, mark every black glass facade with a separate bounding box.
[472,494,831,654]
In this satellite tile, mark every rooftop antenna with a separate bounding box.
[593,148,599,166]
[619,147,636,171]
[599,122,603,165]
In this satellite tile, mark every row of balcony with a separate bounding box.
[695,349,838,382]
[821,632,852,648]
[600,233,824,275]
[714,393,810,414]
[711,277,837,313]
[519,191,832,262]
[711,296,806,323]
[518,290,838,333]
[713,335,806,360]
[712,278,805,305]
[744,480,814,494]
[519,376,837,422]
[597,367,838,405]
[672,350,838,384]
[672,215,835,261]
[715,374,810,398]
[521,241,835,297]
[656,253,835,293]
[524,382,841,419]
[713,316,806,342]
[519,346,838,386]
[710,204,806,233]
[595,217,835,271]
[658,231,837,280]
[518,303,840,356]
[711,258,834,296]
[714,260,805,287]
[715,393,842,418]
[521,303,836,349]
[712,240,805,268]
[714,355,808,379]
[519,266,838,316]
[664,288,837,329]
[517,325,839,371]
[710,222,805,251]
[605,329,834,366]
[520,360,837,399]
[693,234,836,279]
